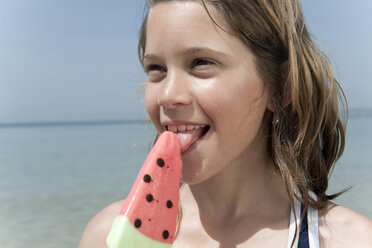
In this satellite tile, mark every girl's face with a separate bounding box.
[144,2,272,185]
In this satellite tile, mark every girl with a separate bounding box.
[80,1,372,247]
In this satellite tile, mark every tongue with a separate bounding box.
[177,128,204,153]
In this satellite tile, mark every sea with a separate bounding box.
[0,117,371,248]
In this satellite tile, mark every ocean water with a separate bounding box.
[0,117,371,248]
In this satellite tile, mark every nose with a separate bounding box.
[158,69,192,109]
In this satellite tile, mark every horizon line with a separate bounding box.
[0,119,148,128]
[1,108,372,128]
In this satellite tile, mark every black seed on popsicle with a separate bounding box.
[166,200,173,208]
[162,230,169,239]
[157,158,165,167]
[146,194,153,202]
[143,174,151,183]
[134,219,142,228]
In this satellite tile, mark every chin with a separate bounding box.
[180,165,216,186]
[180,169,204,185]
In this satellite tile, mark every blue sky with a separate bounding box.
[0,0,371,123]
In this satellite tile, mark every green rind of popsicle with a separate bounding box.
[106,215,172,248]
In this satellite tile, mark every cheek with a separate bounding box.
[196,80,265,124]
[144,85,162,132]
[197,74,269,147]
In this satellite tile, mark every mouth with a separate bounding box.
[165,124,210,153]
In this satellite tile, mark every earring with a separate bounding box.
[272,113,279,125]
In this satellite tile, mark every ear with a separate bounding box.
[267,60,291,112]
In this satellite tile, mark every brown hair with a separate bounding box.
[138,0,347,245]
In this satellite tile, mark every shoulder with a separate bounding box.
[318,202,372,248]
[79,200,125,248]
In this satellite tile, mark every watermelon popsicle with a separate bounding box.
[106,131,183,248]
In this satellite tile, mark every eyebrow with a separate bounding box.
[186,47,228,57]
[143,47,231,61]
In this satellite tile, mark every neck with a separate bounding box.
[188,153,290,226]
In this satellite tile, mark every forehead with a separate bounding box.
[145,1,246,57]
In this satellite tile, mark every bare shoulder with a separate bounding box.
[318,202,372,248]
[79,200,125,248]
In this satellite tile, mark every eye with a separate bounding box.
[145,64,166,82]
[192,59,214,68]
[146,64,166,73]
[189,58,218,78]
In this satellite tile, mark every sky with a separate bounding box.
[0,0,371,123]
